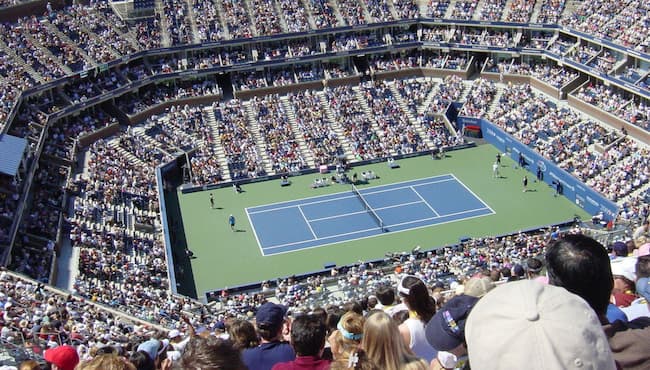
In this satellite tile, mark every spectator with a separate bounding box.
[622,255,650,320]
[44,345,79,370]
[546,235,650,368]
[425,294,479,370]
[177,336,246,370]
[242,303,295,370]
[128,351,155,370]
[397,275,437,363]
[375,285,405,316]
[328,312,364,367]
[465,280,617,370]
[76,354,136,370]
[272,314,330,369]
[362,311,428,369]
[228,319,260,351]
[18,360,41,370]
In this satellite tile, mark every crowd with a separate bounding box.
[561,0,650,53]
[2,1,650,367]
[458,78,497,118]
[4,223,650,369]
[289,91,345,167]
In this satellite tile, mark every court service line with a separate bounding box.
[298,205,318,239]
[263,209,496,257]
[409,186,440,217]
[262,206,492,253]
[262,225,382,251]
[359,178,455,197]
[389,207,491,229]
[247,194,358,214]
[306,200,423,223]
[449,173,496,214]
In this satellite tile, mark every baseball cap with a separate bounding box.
[44,345,79,370]
[425,294,479,351]
[466,280,616,370]
[463,276,495,298]
[256,302,288,328]
[168,329,181,339]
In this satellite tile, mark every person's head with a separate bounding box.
[75,354,136,370]
[136,339,164,365]
[177,336,246,370]
[328,312,364,360]
[466,280,616,370]
[290,314,327,357]
[375,285,396,306]
[397,275,436,323]
[463,276,495,298]
[545,234,613,315]
[255,302,288,341]
[43,345,79,370]
[362,311,423,369]
[425,294,478,356]
[128,350,155,370]
[525,257,543,278]
[228,319,259,351]
[636,255,650,302]
[18,360,41,370]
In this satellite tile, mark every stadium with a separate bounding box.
[0,0,648,367]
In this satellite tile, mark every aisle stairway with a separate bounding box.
[279,95,316,168]
[243,100,274,174]
[316,91,357,162]
[202,106,232,182]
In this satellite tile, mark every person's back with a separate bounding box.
[243,303,295,370]
[546,235,650,369]
[272,314,330,370]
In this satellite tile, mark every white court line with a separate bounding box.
[262,206,492,252]
[247,177,455,215]
[410,186,440,217]
[389,207,491,228]
[263,225,382,251]
[298,205,318,239]
[246,173,453,211]
[450,173,496,215]
[308,200,423,222]
[245,208,265,256]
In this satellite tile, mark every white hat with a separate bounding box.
[466,280,616,370]
[610,256,637,282]
[168,329,181,339]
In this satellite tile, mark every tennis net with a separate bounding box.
[351,184,385,232]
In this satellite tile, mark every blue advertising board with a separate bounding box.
[458,117,619,221]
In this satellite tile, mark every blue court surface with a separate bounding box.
[246,174,495,256]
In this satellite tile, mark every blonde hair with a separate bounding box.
[76,354,136,370]
[361,311,427,370]
[330,312,365,360]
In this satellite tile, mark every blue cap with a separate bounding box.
[425,295,478,351]
[256,302,287,328]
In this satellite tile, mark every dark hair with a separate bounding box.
[375,286,395,306]
[128,351,155,370]
[178,337,246,370]
[399,276,436,323]
[290,314,327,357]
[545,234,613,314]
[526,257,543,274]
[636,255,650,278]
[341,301,363,316]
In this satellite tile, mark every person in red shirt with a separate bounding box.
[272,314,330,370]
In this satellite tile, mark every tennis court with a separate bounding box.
[246,174,494,255]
